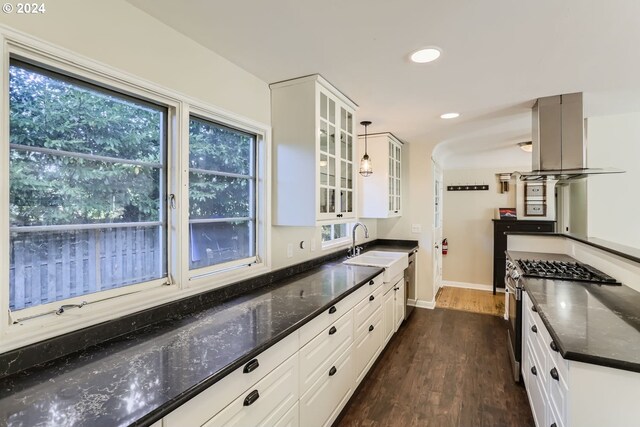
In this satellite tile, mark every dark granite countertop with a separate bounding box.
[0,260,384,427]
[507,250,640,373]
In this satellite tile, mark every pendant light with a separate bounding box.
[359,120,373,177]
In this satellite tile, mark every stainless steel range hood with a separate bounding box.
[517,92,624,181]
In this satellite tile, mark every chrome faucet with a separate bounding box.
[347,222,369,258]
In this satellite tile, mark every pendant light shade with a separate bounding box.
[359,120,373,177]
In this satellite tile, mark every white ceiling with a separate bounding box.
[128,0,640,166]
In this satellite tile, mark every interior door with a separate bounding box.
[432,162,443,296]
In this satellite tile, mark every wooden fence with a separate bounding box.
[9,226,163,311]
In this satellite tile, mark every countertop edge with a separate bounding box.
[523,283,640,374]
[132,267,385,427]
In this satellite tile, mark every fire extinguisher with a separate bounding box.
[442,238,448,255]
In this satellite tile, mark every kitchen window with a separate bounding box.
[322,223,353,247]
[188,116,257,272]
[8,59,168,313]
[0,32,270,351]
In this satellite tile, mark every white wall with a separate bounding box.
[441,168,522,287]
[587,112,640,249]
[0,1,378,273]
[377,142,436,303]
[0,1,270,124]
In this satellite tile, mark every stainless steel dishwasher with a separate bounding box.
[405,250,416,319]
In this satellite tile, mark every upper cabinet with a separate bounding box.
[271,75,358,226]
[358,133,403,218]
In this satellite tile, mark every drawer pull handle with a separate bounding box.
[243,359,259,374]
[328,326,337,335]
[369,280,375,285]
[531,366,537,376]
[329,306,337,314]
[369,295,375,301]
[531,305,537,312]
[243,390,260,406]
[369,325,374,332]
[329,366,337,376]
[550,367,559,381]
[550,341,559,352]
[531,325,537,333]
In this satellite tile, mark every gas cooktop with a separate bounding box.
[516,259,621,285]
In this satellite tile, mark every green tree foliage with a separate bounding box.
[188,118,253,220]
[9,63,163,226]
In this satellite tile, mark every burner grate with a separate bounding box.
[516,259,620,285]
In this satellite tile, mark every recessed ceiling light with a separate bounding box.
[410,47,441,63]
[440,112,460,119]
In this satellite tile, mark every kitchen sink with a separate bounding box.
[343,250,408,282]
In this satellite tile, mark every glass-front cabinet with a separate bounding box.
[358,132,403,218]
[271,75,357,226]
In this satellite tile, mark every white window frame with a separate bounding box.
[321,222,354,250]
[0,27,271,354]
[185,105,270,287]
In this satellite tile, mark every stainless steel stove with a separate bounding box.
[516,259,621,285]
[505,256,620,382]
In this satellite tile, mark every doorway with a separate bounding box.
[432,161,443,300]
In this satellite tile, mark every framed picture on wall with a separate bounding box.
[498,207,517,220]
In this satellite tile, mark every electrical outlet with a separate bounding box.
[287,243,293,258]
[411,224,422,233]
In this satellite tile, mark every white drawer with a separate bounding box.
[526,342,547,427]
[204,353,299,427]
[537,316,569,382]
[548,395,565,427]
[354,306,383,385]
[525,309,548,394]
[273,402,299,427]
[299,308,353,395]
[299,284,368,346]
[300,344,355,427]
[354,285,383,336]
[164,332,299,427]
[548,361,568,427]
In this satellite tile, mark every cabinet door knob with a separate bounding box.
[243,359,259,374]
[243,390,260,406]
[531,366,537,376]
[531,325,538,333]
[328,326,337,335]
[531,305,537,312]
[369,295,375,301]
[369,280,375,285]
[329,366,337,376]
[550,341,559,352]
[551,423,557,427]
[328,305,337,314]
[550,367,559,381]
[369,324,374,332]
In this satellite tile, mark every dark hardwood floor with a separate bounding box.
[336,308,534,427]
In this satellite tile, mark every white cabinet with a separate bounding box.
[271,75,358,226]
[353,307,383,385]
[299,307,354,395]
[382,284,395,346]
[203,354,299,427]
[164,272,408,427]
[163,332,299,427]
[393,276,405,331]
[522,291,640,427]
[358,133,403,218]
